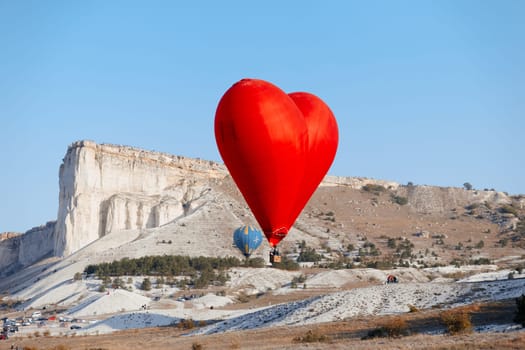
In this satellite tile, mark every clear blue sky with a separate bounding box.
[1,1,524,233]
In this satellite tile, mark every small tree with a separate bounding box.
[112,277,125,289]
[387,238,397,249]
[463,182,473,190]
[156,277,165,287]
[391,195,408,205]
[362,184,386,195]
[102,275,111,286]
[141,278,152,291]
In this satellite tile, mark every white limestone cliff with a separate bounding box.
[0,222,55,277]
[53,141,227,257]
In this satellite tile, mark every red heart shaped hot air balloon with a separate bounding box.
[215,79,338,247]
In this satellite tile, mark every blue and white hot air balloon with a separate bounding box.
[233,225,263,258]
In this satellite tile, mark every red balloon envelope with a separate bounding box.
[215,79,338,247]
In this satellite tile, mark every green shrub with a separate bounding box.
[141,278,152,291]
[102,275,111,286]
[362,184,386,195]
[112,277,125,289]
[391,195,408,205]
[469,257,491,265]
[291,274,307,288]
[297,247,322,262]
[156,276,165,287]
[475,240,485,249]
[387,238,397,249]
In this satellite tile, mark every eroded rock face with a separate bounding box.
[402,185,511,214]
[323,176,400,190]
[0,222,55,277]
[53,141,227,256]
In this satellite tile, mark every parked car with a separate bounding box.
[70,325,82,330]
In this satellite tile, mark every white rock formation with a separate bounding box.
[323,175,400,190]
[53,140,227,257]
[402,185,511,214]
[0,222,55,276]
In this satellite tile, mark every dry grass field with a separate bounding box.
[2,299,523,350]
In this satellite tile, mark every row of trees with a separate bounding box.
[84,255,242,277]
[84,255,251,290]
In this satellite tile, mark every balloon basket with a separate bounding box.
[269,247,281,264]
[270,255,281,264]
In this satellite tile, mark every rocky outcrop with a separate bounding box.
[0,232,21,242]
[400,185,511,214]
[0,237,18,276]
[323,175,400,190]
[0,222,55,277]
[53,141,227,257]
